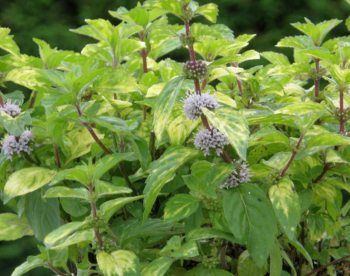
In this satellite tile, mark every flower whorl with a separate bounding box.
[183,92,221,121]
[194,128,229,156]
[0,100,21,117]
[221,160,251,188]
[2,129,34,160]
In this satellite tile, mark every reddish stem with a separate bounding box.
[232,63,243,96]
[75,101,112,155]
[340,88,345,134]
[184,19,196,62]
[314,59,320,98]
[141,49,148,73]
[140,32,148,120]
[304,255,350,276]
[47,263,66,276]
[85,124,112,154]
[201,114,211,130]
[0,94,4,107]
[184,15,232,164]
[194,79,201,95]
[280,134,304,177]
[236,79,243,96]
[201,78,207,90]
[29,91,38,108]
[53,142,61,169]
[312,162,332,183]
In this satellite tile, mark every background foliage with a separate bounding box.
[1,0,350,275]
[1,0,350,59]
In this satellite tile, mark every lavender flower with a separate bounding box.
[0,100,21,117]
[1,129,34,160]
[183,60,208,80]
[194,128,229,156]
[221,160,251,189]
[183,92,221,121]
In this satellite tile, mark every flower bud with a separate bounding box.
[183,60,208,80]
[194,128,229,156]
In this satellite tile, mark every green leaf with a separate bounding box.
[25,190,61,241]
[0,28,21,56]
[249,129,290,147]
[93,153,134,180]
[223,183,278,267]
[186,228,240,244]
[0,111,32,136]
[261,52,290,65]
[144,0,183,18]
[276,102,325,115]
[238,250,267,276]
[100,196,144,221]
[11,256,45,276]
[202,107,249,160]
[120,219,183,247]
[66,127,104,164]
[50,166,88,186]
[51,228,94,250]
[306,133,350,148]
[153,76,184,142]
[95,181,131,198]
[127,136,151,171]
[143,146,200,221]
[291,22,319,42]
[164,194,199,222]
[270,241,282,276]
[276,36,312,49]
[44,186,88,199]
[44,221,88,248]
[0,213,33,241]
[288,239,313,268]
[301,48,338,63]
[185,267,233,276]
[195,3,218,23]
[97,251,118,276]
[97,250,140,276]
[4,167,57,203]
[141,257,174,276]
[269,178,300,240]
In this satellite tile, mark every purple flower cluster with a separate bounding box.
[0,100,21,117]
[221,160,251,188]
[194,128,229,156]
[183,92,221,121]
[2,129,34,160]
[183,60,208,80]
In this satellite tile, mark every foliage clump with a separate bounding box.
[2,1,350,276]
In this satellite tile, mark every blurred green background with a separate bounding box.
[1,0,350,275]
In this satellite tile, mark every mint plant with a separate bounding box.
[2,1,350,275]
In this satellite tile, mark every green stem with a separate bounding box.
[88,184,103,248]
[53,142,61,169]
